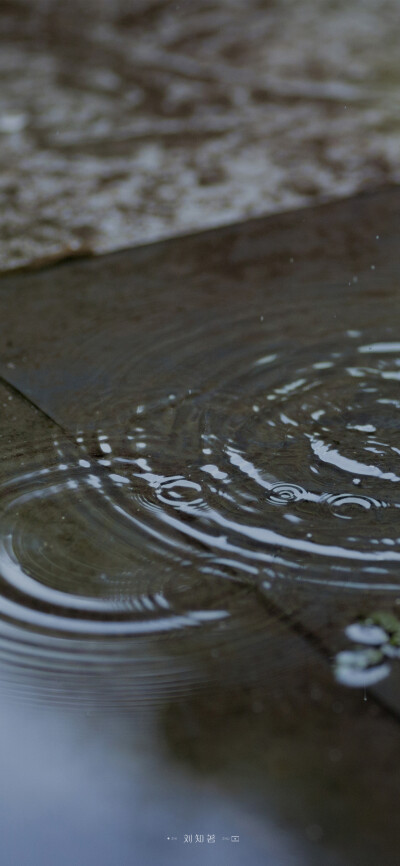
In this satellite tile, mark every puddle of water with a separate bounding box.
[0,190,400,862]
[5,313,400,676]
[0,190,399,684]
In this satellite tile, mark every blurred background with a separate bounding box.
[1,0,399,271]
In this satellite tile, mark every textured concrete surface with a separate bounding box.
[0,0,400,271]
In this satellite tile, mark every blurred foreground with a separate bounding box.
[0,0,400,270]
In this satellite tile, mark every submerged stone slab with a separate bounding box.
[0,186,399,429]
[0,187,400,676]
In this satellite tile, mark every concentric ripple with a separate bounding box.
[2,320,400,702]
[0,441,233,637]
[63,327,400,596]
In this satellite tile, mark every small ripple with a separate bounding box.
[322,492,385,518]
[267,483,306,505]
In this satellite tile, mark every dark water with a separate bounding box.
[1,189,400,864]
[3,317,400,656]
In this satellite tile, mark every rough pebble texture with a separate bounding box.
[0,0,399,271]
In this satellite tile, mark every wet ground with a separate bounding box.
[1,187,400,864]
[1,0,400,270]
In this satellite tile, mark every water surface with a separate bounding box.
[1,189,400,863]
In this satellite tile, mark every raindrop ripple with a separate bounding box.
[2,319,400,701]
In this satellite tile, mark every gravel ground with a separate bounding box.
[0,0,399,271]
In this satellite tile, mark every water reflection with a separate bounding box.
[0,694,285,866]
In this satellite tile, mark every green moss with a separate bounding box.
[367,612,400,646]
